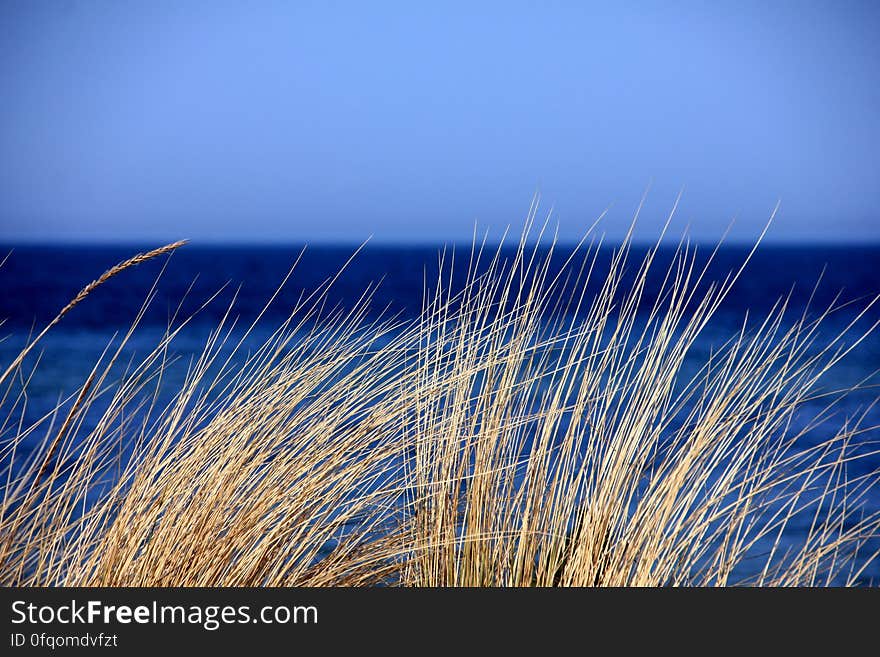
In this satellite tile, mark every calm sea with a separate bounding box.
[2,243,879,581]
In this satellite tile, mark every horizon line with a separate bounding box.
[2,237,880,249]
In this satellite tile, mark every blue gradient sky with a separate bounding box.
[1,1,878,243]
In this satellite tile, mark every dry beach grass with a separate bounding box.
[2,212,879,586]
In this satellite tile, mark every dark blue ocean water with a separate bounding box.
[1,243,879,582]
[2,243,878,332]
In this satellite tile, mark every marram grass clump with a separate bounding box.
[2,219,879,586]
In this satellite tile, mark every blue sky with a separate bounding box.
[1,1,878,243]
